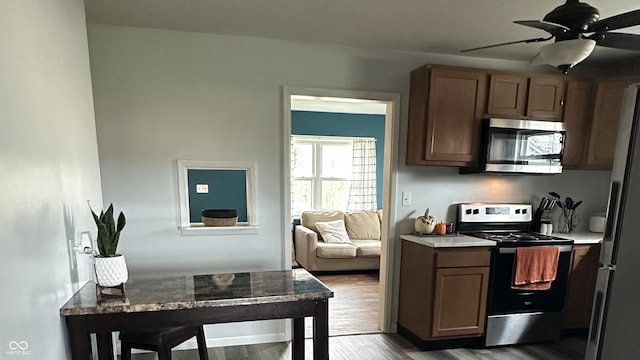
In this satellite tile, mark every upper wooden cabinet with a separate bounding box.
[527,76,565,120]
[487,73,527,117]
[407,65,487,166]
[406,63,638,170]
[487,72,565,121]
[586,78,640,169]
[562,80,593,169]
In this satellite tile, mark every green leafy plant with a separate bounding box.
[89,202,126,257]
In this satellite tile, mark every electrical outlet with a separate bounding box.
[196,184,209,193]
[402,191,411,206]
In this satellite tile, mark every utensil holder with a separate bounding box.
[532,207,553,232]
[559,209,577,233]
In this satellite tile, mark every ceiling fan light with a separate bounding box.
[539,39,596,68]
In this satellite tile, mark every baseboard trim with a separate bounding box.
[397,323,483,351]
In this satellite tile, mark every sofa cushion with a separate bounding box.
[344,211,381,240]
[352,240,382,257]
[316,242,357,258]
[315,219,352,244]
[301,210,344,236]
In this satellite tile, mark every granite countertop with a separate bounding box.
[551,231,603,244]
[400,234,496,248]
[60,268,333,316]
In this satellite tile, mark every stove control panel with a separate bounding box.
[458,203,532,222]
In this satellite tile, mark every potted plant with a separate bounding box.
[89,202,128,288]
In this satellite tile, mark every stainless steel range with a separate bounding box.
[457,203,574,347]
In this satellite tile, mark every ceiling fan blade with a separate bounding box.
[461,36,553,53]
[596,32,640,51]
[589,9,640,32]
[514,20,570,34]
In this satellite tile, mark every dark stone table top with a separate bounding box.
[60,268,333,316]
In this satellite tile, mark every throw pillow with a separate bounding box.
[315,219,352,244]
[301,210,344,235]
[344,211,381,240]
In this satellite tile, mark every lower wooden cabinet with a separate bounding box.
[563,244,601,329]
[398,240,491,342]
[432,266,489,337]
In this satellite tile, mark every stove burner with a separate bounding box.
[457,203,574,247]
[470,232,573,246]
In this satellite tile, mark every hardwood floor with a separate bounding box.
[126,333,587,359]
[305,271,380,337]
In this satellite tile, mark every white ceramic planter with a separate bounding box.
[94,255,128,287]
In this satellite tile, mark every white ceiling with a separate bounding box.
[84,0,640,67]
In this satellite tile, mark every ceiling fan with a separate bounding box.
[461,0,640,73]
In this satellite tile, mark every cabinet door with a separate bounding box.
[526,76,565,120]
[426,67,487,163]
[407,66,487,166]
[586,79,638,169]
[562,80,593,169]
[487,73,527,117]
[432,266,489,338]
[564,245,600,329]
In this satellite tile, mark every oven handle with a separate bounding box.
[498,245,573,254]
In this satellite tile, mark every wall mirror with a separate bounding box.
[177,160,258,235]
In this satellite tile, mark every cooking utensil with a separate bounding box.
[549,192,561,199]
[566,197,574,209]
[540,198,549,210]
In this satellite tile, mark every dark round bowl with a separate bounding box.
[201,209,238,218]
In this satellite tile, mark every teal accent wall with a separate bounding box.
[291,110,385,209]
[187,169,248,222]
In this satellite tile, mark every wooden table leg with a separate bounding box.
[292,317,305,360]
[313,299,329,360]
[96,332,114,360]
[66,317,92,360]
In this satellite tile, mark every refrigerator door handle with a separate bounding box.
[603,181,620,243]
[601,181,621,265]
[586,267,614,360]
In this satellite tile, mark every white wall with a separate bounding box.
[0,1,102,358]
[87,24,617,345]
[395,167,611,232]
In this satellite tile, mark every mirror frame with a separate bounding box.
[177,160,259,235]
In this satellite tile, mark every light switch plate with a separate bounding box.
[402,191,411,206]
[196,184,209,193]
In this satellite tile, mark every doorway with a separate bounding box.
[282,87,400,334]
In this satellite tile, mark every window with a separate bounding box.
[177,160,259,235]
[291,136,354,217]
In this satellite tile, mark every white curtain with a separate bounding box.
[347,138,377,211]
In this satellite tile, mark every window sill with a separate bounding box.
[179,224,260,236]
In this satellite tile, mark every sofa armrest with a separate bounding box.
[295,225,319,269]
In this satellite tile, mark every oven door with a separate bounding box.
[488,245,572,315]
[484,118,566,174]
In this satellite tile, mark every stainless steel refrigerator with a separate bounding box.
[586,83,640,359]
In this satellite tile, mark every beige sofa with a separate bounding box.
[294,210,382,272]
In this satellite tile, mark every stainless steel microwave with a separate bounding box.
[462,118,567,174]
